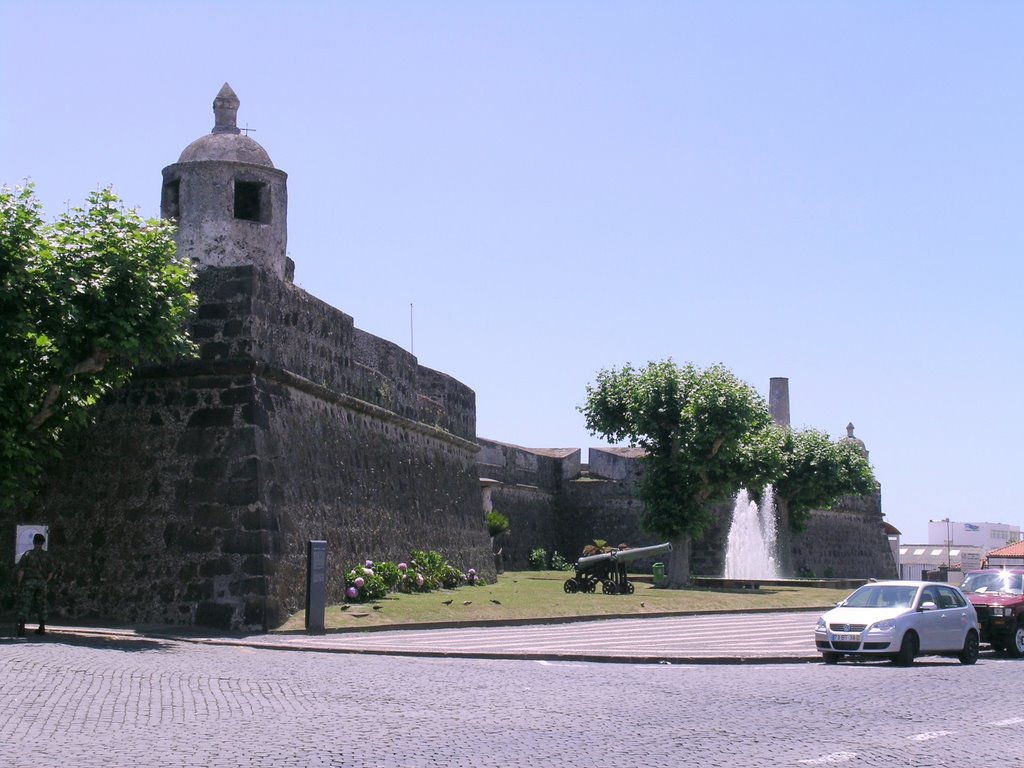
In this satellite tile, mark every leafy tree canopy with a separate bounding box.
[581,360,875,542]
[1,183,197,508]
[773,426,876,530]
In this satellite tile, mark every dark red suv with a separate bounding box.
[959,569,1024,656]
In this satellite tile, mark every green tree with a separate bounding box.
[773,427,876,532]
[0,183,197,509]
[580,360,874,586]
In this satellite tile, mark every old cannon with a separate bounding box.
[563,542,672,595]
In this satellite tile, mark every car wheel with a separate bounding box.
[894,631,916,666]
[959,630,979,665]
[822,652,840,665]
[1007,623,1024,658]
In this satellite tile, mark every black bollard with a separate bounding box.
[305,540,327,634]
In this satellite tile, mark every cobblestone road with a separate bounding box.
[2,631,1021,767]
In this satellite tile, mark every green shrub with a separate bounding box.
[550,550,570,571]
[375,560,401,590]
[485,511,510,537]
[409,549,464,590]
[528,548,548,570]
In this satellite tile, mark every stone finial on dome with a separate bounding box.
[212,83,241,135]
[842,422,869,459]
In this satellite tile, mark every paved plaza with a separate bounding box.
[2,613,1021,767]
[51,610,825,664]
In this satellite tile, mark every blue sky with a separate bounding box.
[3,2,1021,545]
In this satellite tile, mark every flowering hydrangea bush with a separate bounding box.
[374,560,401,590]
[410,549,464,590]
[395,561,428,594]
[343,552,485,601]
[343,561,388,602]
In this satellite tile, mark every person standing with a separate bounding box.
[16,533,54,637]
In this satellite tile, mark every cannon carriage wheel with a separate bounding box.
[601,579,618,595]
[563,579,580,593]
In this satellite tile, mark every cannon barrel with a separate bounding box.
[609,542,672,563]
[576,551,616,569]
[576,542,672,570]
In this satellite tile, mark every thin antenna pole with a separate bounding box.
[410,302,414,355]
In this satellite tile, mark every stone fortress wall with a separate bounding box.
[477,437,896,580]
[5,85,492,630]
[13,262,491,630]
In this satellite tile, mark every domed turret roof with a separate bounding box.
[177,83,274,167]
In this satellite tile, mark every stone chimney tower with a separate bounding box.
[769,377,790,427]
[161,83,289,279]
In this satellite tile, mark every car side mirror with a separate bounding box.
[920,601,938,612]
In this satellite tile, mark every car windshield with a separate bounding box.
[960,571,1024,595]
[842,584,918,609]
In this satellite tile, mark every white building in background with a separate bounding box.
[927,520,1020,550]
[897,544,983,581]
[893,522,1021,582]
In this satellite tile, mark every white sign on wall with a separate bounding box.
[15,525,48,563]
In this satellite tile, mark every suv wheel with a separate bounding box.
[1008,623,1024,658]
[959,630,979,665]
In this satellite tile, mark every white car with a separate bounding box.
[814,580,979,665]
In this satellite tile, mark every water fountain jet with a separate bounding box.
[724,486,779,579]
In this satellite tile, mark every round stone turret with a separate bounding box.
[161,83,289,279]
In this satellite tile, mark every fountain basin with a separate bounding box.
[692,576,870,591]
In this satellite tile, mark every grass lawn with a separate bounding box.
[275,570,850,632]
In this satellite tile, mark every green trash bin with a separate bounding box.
[652,562,666,585]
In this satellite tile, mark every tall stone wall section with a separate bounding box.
[477,440,574,567]
[476,441,895,579]
[18,264,491,630]
[789,489,896,579]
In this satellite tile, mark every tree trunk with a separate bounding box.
[774,497,793,577]
[657,533,691,588]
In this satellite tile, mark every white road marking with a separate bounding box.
[798,752,857,764]
[910,731,953,742]
[992,717,1024,726]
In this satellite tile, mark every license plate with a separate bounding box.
[832,633,859,643]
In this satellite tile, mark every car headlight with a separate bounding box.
[816,617,826,630]
[991,606,1007,617]
[869,619,896,632]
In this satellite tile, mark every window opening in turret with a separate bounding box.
[234,180,269,223]
[162,179,180,220]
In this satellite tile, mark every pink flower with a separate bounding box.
[354,577,365,588]
[363,567,374,577]
[346,586,358,599]
[415,573,424,587]
[365,560,374,569]
[398,562,408,571]
[467,568,476,576]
